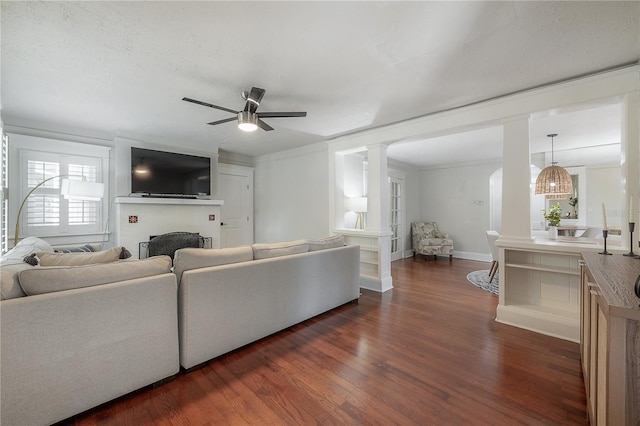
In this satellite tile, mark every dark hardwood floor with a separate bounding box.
[63,257,587,425]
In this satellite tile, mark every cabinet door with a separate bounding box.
[596,302,607,426]
[588,289,599,424]
[580,263,590,382]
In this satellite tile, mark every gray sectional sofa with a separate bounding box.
[175,240,361,369]
[0,236,360,425]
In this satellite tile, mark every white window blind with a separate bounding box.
[21,151,103,238]
[0,131,8,254]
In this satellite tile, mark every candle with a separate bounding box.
[602,203,608,230]
[630,196,634,223]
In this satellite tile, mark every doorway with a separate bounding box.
[218,163,254,248]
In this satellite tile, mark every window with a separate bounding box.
[1,131,8,254]
[20,150,104,238]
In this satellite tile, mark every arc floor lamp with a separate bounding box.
[14,175,104,246]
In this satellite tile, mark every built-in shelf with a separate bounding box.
[505,262,580,276]
[497,245,582,342]
[115,196,224,206]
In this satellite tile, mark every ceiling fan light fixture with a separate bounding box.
[238,111,258,132]
[535,133,573,196]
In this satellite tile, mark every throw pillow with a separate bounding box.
[54,244,95,253]
[252,240,309,260]
[308,235,345,251]
[35,246,131,267]
[18,255,172,296]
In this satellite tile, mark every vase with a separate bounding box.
[549,226,558,240]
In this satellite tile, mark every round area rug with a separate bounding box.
[466,270,499,295]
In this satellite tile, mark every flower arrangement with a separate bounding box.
[542,202,562,227]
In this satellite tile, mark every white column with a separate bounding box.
[366,144,390,233]
[621,92,640,246]
[366,143,393,292]
[500,115,534,243]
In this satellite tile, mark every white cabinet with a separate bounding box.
[497,246,581,342]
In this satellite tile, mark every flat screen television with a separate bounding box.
[131,147,211,197]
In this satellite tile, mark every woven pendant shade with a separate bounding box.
[535,165,573,196]
[534,133,573,197]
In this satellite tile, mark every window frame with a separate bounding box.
[9,133,110,247]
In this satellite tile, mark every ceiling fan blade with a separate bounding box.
[207,117,237,126]
[257,111,307,118]
[257,119,274,131]
[182,97,238,114]
[245,87,266,113]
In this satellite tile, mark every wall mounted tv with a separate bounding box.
[131,147,211,198]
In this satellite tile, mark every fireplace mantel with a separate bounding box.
[115,197,223,257]
[115,197,224,206]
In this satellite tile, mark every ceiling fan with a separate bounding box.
[182,87,307,132]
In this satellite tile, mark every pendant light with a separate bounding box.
[535,133,573,198]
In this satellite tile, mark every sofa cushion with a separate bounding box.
[252,240,309,260]
[308,235,345,251]
[18,255,172,296]
[173,246,254,282]
[34,246,131,267]
[0,262,33,300]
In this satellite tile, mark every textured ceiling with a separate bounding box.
[1,1,639,164]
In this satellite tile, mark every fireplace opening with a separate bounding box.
[139,232,212,259]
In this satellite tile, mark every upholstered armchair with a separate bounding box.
[411,222,454,261]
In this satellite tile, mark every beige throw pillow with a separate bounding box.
[36,246,129,267]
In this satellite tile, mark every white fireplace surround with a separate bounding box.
[115,197,224,259]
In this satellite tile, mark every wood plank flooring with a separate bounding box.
[62,258,587,425]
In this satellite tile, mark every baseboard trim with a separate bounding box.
[402,250,491,262]
[495,305,579,343]
[359,274,393,293]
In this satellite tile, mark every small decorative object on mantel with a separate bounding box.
[634,274,640,302]
[542,202,562,240]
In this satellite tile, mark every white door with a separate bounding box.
[218,164,253,248]
[389,173,405,261]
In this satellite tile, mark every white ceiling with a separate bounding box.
[1,1,639,166]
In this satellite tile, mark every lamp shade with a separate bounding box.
[61,179,104,201]
[534,165,573,196]
[345,197,368,212]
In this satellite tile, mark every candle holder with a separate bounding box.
[599,229,613,255]
[624,222,636,257]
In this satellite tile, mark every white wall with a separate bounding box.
[586,165,622,228]
[419,161,502,260]
[254,144,330,243]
